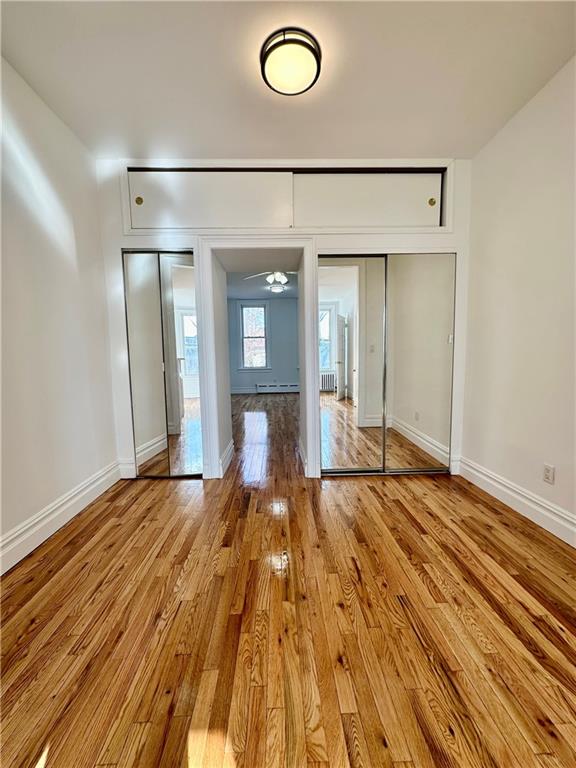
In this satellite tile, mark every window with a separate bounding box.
[241,304,268,368]
[182,313,199,374]
[319,308,332,370]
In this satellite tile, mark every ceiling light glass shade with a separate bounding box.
[261,28,321,95]
[277,272,288,284]
[266,274,275,283]
[269,284,286,293]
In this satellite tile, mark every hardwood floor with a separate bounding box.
[321,393,446,470]
[2,393,575,767]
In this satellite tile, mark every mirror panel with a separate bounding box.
[159,254,203,475]
[124,252,169,476]
[124,251,202,477]
[384,253,455,471]
[319,256,385,471]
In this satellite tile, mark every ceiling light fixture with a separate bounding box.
[269,284,287,293]
[266,271,288,284]
[260,27,321,96]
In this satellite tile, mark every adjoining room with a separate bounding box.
[200,245,308,482]
[226,262,300,483]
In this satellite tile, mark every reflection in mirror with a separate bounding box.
[159,254,203,475]
[124,252,169,476]
[319,256,385,470]
[385,253,455,471]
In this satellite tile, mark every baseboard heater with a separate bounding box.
[320,372,336,392]
[256,383,299,393]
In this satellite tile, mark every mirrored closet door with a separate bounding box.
[123,251,203,478]
[385,253,455,472]
[318,253,455,475]
[319,256,385,471]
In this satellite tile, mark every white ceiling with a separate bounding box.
[216,248,301,298]
[214,247,302,272]
[2,2,574,159]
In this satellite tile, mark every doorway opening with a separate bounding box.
[212,247,304,482]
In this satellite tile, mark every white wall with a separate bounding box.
[463,58,575,544]
[228,298,299,393]
[386,253,455,460]
[1,61,117,571]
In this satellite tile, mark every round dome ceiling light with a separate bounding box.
[260,27,321,95]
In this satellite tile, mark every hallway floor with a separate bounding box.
[1,395,575,767]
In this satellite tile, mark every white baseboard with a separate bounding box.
[449,455,461,475]
[118,459,137,479]
[219,439,234,476]
[0,461,121,574]
[136,434,167,463]
[458,457,575,547]
[256,383,300,393]
[389,417,449,465]
[231,387,257,394]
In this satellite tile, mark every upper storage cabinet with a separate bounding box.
[126,168,444,230]
[293,172,443,227]
[128,170,293,229]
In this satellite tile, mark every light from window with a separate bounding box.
[319,309,331,370]
[242,305,267,368]
[182,314,199,374]
[319,309,332,371]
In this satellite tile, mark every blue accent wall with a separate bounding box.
[228,298,300,393]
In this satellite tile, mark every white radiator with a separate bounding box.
[256,383,300,393]
[320,372,336,392]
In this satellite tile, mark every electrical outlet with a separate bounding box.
[543,464,555,485]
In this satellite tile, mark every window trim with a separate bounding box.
[239,300,271,370]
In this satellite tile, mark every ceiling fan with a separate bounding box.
[242,270,297,292]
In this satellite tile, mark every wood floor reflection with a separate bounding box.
[169,398,202,475]
[138,398,202,476]
[2,393,575,767]
[321,393,446,470]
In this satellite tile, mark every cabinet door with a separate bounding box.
[294,172,442,227]
[128,171,293,229]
